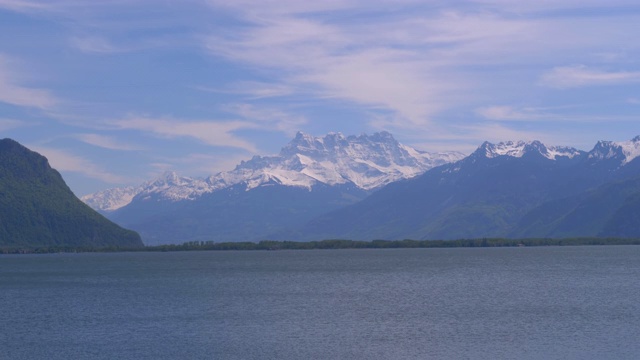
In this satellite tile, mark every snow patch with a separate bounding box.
[481,141,583,160]
[619,138,640,164]
[81,132,466,211]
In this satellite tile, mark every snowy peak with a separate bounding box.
[587,141,623,161]
[82,171,213,211]
[146,171,191,188]
[618,136,640,164]
[217,131,465,192]
[476,140,583,160]
[80,186,140,212]
[81,131,464,212]
[283,131,335,155]
[137,171,212,201]
[588,136,640,164]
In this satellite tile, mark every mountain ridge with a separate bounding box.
[0,138,143,248]
[83,131,465,212]
[81,134,640,244]
[290,136,640,241]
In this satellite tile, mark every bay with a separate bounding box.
[2,246,640,359]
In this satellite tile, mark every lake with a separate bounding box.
[2,246,640,359]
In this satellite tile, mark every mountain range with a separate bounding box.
[0,139,142,249]
[83,131,463,244]
[83,131,463,212]
[295,136,640,241]
[82,133,640,244]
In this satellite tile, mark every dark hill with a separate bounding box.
[109,181,368,244]
[0,138,143,248]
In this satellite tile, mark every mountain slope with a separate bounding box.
[295,137,640,241]
[111,182,368,244]
[83,132,463,212]
[83,131,462,244]
[0,139,143,248]
[514,175,640,238]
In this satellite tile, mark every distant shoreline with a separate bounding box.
[3,237,640,254]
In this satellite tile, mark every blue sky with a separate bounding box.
[1,0,639,196]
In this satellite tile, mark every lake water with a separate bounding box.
[2,246,640,359]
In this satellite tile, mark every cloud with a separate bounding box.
[476,106,553,121]
[73,133,143,151]
[70,36,122,54]
[203,5,464,127]
[0,0,50,12]
[445,123,560,147]
[205,0,361,18]
[407,122,557,154]
[477,104,640,122]
[151,152,251,176]
[0,55,58,110]
[203,2,626,130]
[0,118,32,131]
[201,0,640,140]
[30,146,131,184]
[196,81,294,99]
[540,65,640,88]
[223,103,307,135]
[110,115,259,152]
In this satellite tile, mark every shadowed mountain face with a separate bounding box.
[83,131,464,212]
[292,137,640,241]
[0,139,143,248]
[83,132,463,244]
[82,135,640,244]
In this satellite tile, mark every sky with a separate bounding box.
[1,0,639,196]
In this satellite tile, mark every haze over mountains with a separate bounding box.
[83,132,463,212]
[297,136,640,241]
[81,132,640,245]
[82,132,464,244]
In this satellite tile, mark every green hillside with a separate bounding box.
[0,138,142,249]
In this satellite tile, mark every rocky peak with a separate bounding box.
[475,140,582,160]
[589,136,640,164]
[82,131,465,211]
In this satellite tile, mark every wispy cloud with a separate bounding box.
[448,123,560,147]
[196,81,294,99]
[110,115,259,152]
[70,36,123,54]
[476,106,554,121]
[30,145,131,184]
[151,152,251,176]
[0,55,58,110]
[408,122,556,154]
[223,103,307,135]
[203,1,640,132]
[0,118,32,131]
[72,133,143,151]
[477,104,640,122]
[540,65,640,88]
[203,4,466,127]
[0,0,50,12]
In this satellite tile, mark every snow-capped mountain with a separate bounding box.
[588,136,640,164]
[477,140,584,160]
[80,135,640,244]
[82,131,465,212]
[81,171,214,212]
[294,136,640,242]
[474,137,640,164]
[82,185,140,212]
[207,131,463,192]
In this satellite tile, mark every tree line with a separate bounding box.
[4,237,640,254]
